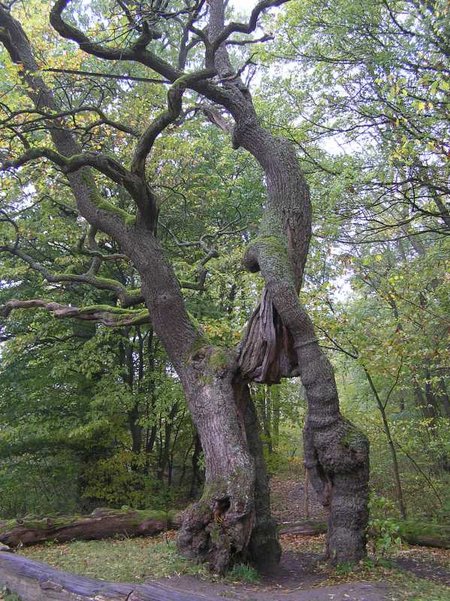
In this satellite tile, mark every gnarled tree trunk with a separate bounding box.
[195,0,370,565]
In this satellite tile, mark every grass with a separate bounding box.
[21,532,208,583]
[388,573,449,601]
[323,561,449,600]
[19,532,450,600]
[280,533,449,600]
[0,589,22,601]
[226,563,260,584]
[20,532,260,585]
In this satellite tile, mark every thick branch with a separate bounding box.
[131,69,216,177]
[50,0,181,82]
[1,299,150,327]
[0,244,143,307]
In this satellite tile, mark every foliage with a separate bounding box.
[368,495,402,558]
[226,563,260,584]
[0,589,22,601]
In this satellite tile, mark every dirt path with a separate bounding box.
[156,575,390,601]
[270,474,326,525]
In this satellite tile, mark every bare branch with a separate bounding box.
[43,67,169,85]
[0,105,140,137]
[226,34,273,46]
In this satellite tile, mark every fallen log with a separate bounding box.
[397,521,450,550]
[2,509,448,552]
[279,520,327,536]
[0,508,177,548]
[280,520,450,549]
[0,551,218,600]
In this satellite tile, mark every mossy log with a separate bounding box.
[397,521,450,549]
[280,520,450,549]
[0,551,217,600]
[1,509,448,552]
[0,508,176,548]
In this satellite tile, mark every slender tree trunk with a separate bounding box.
[272,386,281,450]
[437,378,450,417]
[157,403,178,482]
[364,368,407,519]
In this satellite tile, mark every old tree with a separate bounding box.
[0,0,369,572]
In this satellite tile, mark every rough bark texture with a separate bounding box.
[239,381,282,568]
[0,509,175,548]
[237,150,370,562]
[175,351,256,574]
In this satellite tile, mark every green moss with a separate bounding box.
[81,173,136,226]
[80,305,136,314]
[95,198,136,226]
[0,588,23,601]
[255,234,288,255]
[76,306,148,325]
[209,523,221,543]
[398,520,450,546]
[247,209,295,284]
[202,480,227,501]
[89,276,128,288]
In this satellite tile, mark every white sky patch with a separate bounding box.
[229,0,255,17]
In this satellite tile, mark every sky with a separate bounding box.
[229,0,254,17]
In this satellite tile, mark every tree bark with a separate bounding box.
[203,0,370,564]
[236,83,371,564]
